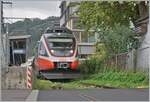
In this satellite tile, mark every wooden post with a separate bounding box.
[133,49,137,73]
[115,54,118,68]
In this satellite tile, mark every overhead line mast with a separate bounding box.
[0,1,12,70]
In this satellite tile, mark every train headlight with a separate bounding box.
[51,50,54,53]
[70,50,73,54]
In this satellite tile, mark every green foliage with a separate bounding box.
[80,70,149,88]
[79,1,140,54]
[96,43,108,57]
[97,24,138,54]
[33,69,149,89]
[33,79,54,90]
[33,79,88,90]
[79,56,99,74]
[79,1,139,30]
[79,47,107,74]
[91,71,148,84]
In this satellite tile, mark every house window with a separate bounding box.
[72,18,82,29]
[81,31,88,43]
[88,32,96,43]
[80,31,96,43]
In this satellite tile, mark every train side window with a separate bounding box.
[39,42,48,57]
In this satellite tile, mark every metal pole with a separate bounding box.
[6,23,8,66]
[0,1,12,91]
[0,0,2,95]
[0,0,2,67]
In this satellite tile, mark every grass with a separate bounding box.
[79,70,149,88]
[33,69,149,90]
[33,79,89,90]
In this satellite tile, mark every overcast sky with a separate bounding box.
[3,0,61,22]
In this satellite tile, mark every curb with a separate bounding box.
[26,90,39,101]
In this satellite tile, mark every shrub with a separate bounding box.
[79,43,109,74]
[79,55,105,74]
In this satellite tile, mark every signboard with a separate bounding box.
[13,49,26,54]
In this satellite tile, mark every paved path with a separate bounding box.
[1,90,31,101]
[37,88,149,101]
[1,88,149,101]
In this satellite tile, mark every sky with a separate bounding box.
[3,0,61,22]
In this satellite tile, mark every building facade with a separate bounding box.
[134,15,149,71]
[59,1,96,58]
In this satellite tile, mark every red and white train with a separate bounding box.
[33,27,80,79]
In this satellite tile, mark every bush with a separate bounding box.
[79,54,106,74]
[96,24,138,54]
[79,56,96,74]
[79,43,108,74]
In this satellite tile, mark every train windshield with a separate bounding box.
[47,37,75,57]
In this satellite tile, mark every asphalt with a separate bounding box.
[37,88,149,101]
[1,89,31,101]
[1,88,149,101]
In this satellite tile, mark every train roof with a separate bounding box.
[44,27,72,34]
[44,27,74,38]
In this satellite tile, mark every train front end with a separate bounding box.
[34,28,80,79]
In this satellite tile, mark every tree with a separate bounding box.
[79,1,149,31]
[79,1,140,30]
[97,24,138,54]
[79,1,148,54]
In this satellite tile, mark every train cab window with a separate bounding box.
[47,38,74,49]
[46,37,75,57]
[39,42,48,57]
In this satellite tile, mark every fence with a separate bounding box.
[105,52,128,70]
[104,47,149,72]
